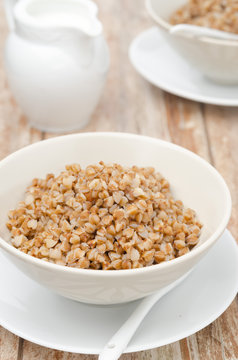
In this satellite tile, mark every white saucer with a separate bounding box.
[0,230,238,354]
[129,27,238,106]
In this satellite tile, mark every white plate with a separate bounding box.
[0,230,237,354]
[129,27,238,106]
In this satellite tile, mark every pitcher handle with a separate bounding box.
[4,0,16,31]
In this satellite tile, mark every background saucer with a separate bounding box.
[0,230,237,354]
[129,27,238,106]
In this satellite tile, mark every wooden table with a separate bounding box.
[1,1,238,359]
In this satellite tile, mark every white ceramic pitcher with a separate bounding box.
[4,0,109,132]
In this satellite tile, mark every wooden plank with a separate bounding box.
[201,103,238,360]
[217,300,238,359]
[0,327,19,360]
[165,94,210,160]
[20,341,97,360]
[203,105,238,236]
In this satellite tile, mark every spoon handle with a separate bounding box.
[98,292,163,360]
[170,24,238,41]
[98,274,188,360]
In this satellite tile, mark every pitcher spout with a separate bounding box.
[75,0,102,38]
[12,0,103,65]
[13,0,102,37]
[80,16,102,38]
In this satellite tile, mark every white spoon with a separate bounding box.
[98,272,190,360]
[170,24,238,41]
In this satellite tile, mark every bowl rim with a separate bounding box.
[0,132,232,277]
[145,0,238,47]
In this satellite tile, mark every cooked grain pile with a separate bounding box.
[170,0,238,34]
[6,162,202,270]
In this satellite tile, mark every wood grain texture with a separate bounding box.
[0,0,237,359]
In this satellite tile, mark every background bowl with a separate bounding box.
[0,132,231,304]
[146,0,238,85]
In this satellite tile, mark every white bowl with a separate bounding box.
[0,132,231,304]
[146,0,238,85]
